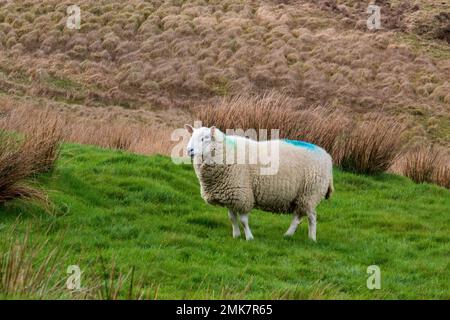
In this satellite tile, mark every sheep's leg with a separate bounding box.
[228,210,241,238]
[284,214,304,237]
[307,210,317,242]
[239,213,254,240]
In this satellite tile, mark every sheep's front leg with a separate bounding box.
[228,210,241,238]
[239,213,254,240]
[284,214,303,237]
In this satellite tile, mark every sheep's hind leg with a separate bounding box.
[228,210,241,238]
[307,210,317,242]
[284,214,304,237]
[239,213,254,240]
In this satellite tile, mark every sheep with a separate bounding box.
[184,124,334,241]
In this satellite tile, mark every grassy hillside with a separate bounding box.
[1,143,449,299]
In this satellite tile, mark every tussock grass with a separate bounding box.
[0,134,44,203]
[295,107,351,156]
[65,121,175,156]
[0,110,61,204]
[0,102,175,156]
[393,144,450,189]
[0,0,448,172]
[196,92,303,138]
[335,115,406,175]
[197,95,406,175]
[0,0,448,134]
[197,93,349,153]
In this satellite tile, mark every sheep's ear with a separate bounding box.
[184,124,194,134]
[210,126,216,137]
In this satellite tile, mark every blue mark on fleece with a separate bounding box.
[224,136,237,146]
[224,136,320,152]
[283,139,319,151]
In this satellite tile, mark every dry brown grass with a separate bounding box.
[0,100,176,204]
[20,111,62,173]
[393,144,450,189]
[0,108,62,204]
[0,97,177,157]
[335,115,406,174]
[0,0,448,137]
[197,95,408,175]
[0,134,44,203]
[0,0,447,156]
[434,161,450,189]
[197,92,304,138]
[295,107,351,156]
[197,93,349,154]
[65,121,175,155]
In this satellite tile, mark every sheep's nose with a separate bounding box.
[187,147,194,157]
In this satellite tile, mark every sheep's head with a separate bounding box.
[184,125,223,164]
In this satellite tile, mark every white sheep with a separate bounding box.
[185,125,334,241]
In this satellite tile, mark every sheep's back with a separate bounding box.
[252,141,332,213]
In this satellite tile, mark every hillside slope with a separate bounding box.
[0,1,449,145]
[0,144,449,299]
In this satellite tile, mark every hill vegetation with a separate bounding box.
[0,1,448,300]
[0,144,449,299]
[0,0,449,145]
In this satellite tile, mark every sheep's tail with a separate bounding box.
[325,175,334,200]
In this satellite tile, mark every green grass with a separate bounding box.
[1,144,449,299]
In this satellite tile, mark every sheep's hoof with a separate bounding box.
[283,232,294,238]
[245,235,254,241]
[232,233,241,239]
